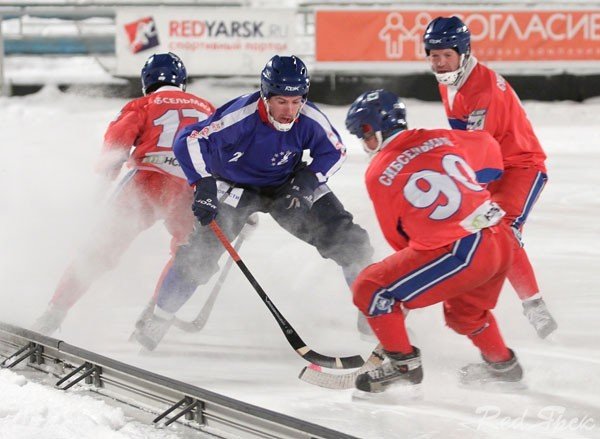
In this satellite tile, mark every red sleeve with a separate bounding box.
[475,79,506,143]
[463,81,496,134]
[365,167,409,252]
[97,98,145,180]
[469,70,523,150]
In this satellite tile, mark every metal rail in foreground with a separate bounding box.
[0,321,358,439]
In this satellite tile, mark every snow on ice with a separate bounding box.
[0,75,599,438]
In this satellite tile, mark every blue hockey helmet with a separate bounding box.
[141,52,187,95]
[260,55,310,99]
[345,89,407,155]
[423,16,471,56]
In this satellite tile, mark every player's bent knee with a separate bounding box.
[444,309,488,335]
[352,292,371,315]
[317,224,373,267]
[351,270,380,314]
[171,254,219,286]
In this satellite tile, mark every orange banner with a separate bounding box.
[316,10,600,62]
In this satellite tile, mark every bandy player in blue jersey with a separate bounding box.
[133,55,374,350]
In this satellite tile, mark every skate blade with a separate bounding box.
[129,330,160,353]
[537,323,558,340]
[460,379,528,393]
[352,383,423,404]
[127,330,138,342]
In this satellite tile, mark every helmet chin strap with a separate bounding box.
[434,54,468,86]
[263,97,305,132]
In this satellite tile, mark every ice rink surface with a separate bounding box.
[1,81,599,438]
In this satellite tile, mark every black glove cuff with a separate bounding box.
[292,168,320,193]
[194,176,218,198]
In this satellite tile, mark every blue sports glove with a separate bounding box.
[277,168,320,211]
[192,177,219,226]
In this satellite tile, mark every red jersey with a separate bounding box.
[439,58,546,172]
[99,86,215,180]
[366,129,504,251]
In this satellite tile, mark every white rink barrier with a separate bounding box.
[0,321,358,439]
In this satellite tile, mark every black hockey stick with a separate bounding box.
[298,344,384,389]
[172,215,257,332]
[209,220,364,369]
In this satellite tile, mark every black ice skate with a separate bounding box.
[459,349,523,386]
[134,313,173,351]
[31,304,68,336]
[522,298,558,339]
[355,347,423,393]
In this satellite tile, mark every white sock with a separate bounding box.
[153,305,174,320]
[524,293,542,302]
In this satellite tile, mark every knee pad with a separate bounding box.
[320,223,374,268]
[172,244,219,286]
[351,266,392,315]
[444,304,489,335]
[352,272,371,314]
[309,193,374,267]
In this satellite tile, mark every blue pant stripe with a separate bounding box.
[512,171,547,230]
[367,232,482,315]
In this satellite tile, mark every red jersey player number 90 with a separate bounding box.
[404,153,483,221]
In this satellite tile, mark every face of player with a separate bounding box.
[427,48,461,74]
[267,95,304,124]
[361,127,381,155]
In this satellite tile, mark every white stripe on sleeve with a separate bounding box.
[186,135,210,178]
[185,100,259,178]
[301,104,347,182]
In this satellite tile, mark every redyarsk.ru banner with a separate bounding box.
[115,7,296,76]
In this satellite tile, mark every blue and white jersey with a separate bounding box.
[173,91,346,187]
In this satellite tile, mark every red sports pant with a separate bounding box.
[353,223,518,362]
[487,167,547,299]
[51,170,194,309]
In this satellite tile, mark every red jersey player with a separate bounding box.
[345,89,523,393]
[31,53,215,335]
[423,16,557,338]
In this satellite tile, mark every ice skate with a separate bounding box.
[128,300,157,342]
[522,298,557,339]
[133,313,173,351]
[134,300,156,331]
[31,304,68,336]
[459,350,524,389]
[354,347,423,394]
